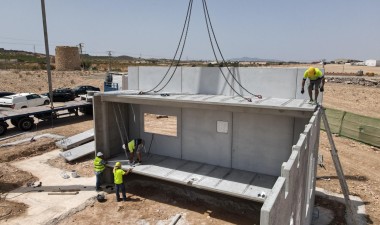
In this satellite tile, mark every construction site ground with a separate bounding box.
[0,70,379,224]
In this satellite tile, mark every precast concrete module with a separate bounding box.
[93,66,323,225]
[55,46,81,71]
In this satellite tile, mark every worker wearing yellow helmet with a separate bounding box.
[301,67,325,104]
[113,162,132,202]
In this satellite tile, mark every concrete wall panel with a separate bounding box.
[260,177,289,225]
[127,67,139,90]
[138,66,182,93]
[232,112,294,176]
[128,104,141,140]
[182,108,232,167]
[234,68,298,99]
[182,67,234,95]
[140,105,182,158]
[128,66,323,100]
[107,103,129,157]
[293,118,310,144]
[260,109,321,225]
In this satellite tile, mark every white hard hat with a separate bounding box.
[97,152,103,157]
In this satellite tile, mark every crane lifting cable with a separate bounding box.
[142,0,194,94]
[201,0,262,100]
[142,0,261,102]
[112,104,129,159]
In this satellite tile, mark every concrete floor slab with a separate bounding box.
[56,128,94,150]
[4,150,96,225]
[59,141,95,161]
[108,153,277,203]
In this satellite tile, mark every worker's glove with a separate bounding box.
[122,144,126,150]
[320,86,324,92]
[301,88,304,94]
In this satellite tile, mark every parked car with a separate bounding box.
[44,88,76,102]
[0,92,15,98]
[72,85,100,97]
[0,93,50,109]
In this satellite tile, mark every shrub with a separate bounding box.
[81,60,92,70]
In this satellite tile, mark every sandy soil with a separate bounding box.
[0,163,37,221]
[58,177,261,225]
[0,70,379,224]
[46,155,94,178]
[323,82,380,119]
[317,131,380,224]
[0,70,103,94]
[274,63,380,75]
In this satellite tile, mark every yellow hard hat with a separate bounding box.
[115,162,121,167]
[308,67,316,76]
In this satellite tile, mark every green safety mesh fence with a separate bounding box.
[321,108,380,147]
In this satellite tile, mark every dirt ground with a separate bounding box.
[0,70,104,94]
[323,82,380,119]
[0,70,380,224]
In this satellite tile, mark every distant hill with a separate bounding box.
[229,57,282,62]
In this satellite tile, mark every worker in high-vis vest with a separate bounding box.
[123,138,145,165]
[301,67,325,104]
[94,152,107,191]
[113,162,132,202]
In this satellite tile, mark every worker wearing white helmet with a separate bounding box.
[94,151,107,191]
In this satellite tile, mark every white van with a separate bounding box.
[0,93,50,109]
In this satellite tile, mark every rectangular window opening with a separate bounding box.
[144,113,177,137]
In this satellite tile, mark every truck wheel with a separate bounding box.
[44,100,50,105]
[10,119,19,127]
[18,117,34,131]
[0,122,8,136]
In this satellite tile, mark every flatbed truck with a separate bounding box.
[0,100,92,136]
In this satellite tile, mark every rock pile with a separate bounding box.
[326,76,380,87]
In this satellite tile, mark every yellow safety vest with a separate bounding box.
[128,140,135,153]
[94,156,105,172]
[114,168,125,184]
[303,68,323,81]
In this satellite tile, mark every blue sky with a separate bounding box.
[1,0,380,61]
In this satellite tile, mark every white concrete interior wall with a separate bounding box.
[140,105,182,158]
[232,112,294,176]
[182,108,232,167]
[260,110,321,225]
[107,101,306,177]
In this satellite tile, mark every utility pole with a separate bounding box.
[107,51,112,71]
[40,0,54,109]
[78,43,84,70]
[78,43,84,55]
